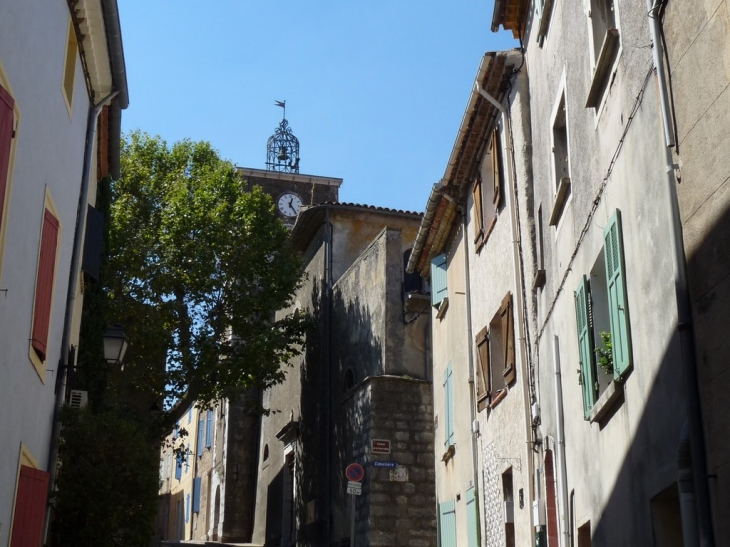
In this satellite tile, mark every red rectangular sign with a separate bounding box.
[371,439,391,454]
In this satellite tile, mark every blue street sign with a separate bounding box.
[372,461,398,468]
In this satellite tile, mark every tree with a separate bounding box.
[108,131,306,421]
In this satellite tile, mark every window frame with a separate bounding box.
[0,77,19,285]
[473,128,503,252]
[584,0,622,113]
[61,17,78,117]
[549,77,572,229]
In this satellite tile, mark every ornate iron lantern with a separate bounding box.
[266,100,300,173]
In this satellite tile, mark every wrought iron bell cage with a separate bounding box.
[266,119,300,173]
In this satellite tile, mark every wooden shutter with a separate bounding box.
[575,275,597,419]
[0,85,14,235]
[11,465,49,547]
[475,326,490,411]
[192,477,201,513]
[604,209,632,378]
[206,410,213,448]
[443,364,454,447]
[32,209,60,361]
[466,487,479,547]
[439,500,457,547]
[491,129,501,207]
[472,175,484,246]
[197,419,204,457]
[501,292,516,385]
[431,253,448,308]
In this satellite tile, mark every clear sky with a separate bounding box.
[119,1,517,213]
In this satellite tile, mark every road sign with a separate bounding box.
[372,461,398,468]
[371,439,391,454]
[347,484,362,496]
[345,463,364,482]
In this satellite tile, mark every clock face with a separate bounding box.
[277,193,303,218]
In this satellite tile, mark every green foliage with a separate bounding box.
[594,331,614,375]
[52,408,160,547]
[109,131,307,416]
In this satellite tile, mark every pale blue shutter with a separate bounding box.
[206,410,213,448]
[604,209,632,379]
[466,487,479,547]
[185,493,190,523]
[197,419,204,457]
[575,275,597,419]
[439,500,457,547]
[185,444,190,472]
[443,364,454,447]
[175,454,182,480]
[193,477,201,513]
[431,253,448,307]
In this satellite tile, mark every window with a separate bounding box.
[197,418,204,457]
[503,468,515,547]
[443,363,454,448]
[192,477,201,513]
[475,293,516,411]
[549,91,571,227]
[473,129,503,251]
[0,83,15,279]
[431,253,448,309]
[585,0,620,108]
[205,409,213,448]
[574,209,632,418]
[30,205,61,372]
[62,18,78,114]
[466,487,478,547]
[439,500,457,547]
[263,444,269,462]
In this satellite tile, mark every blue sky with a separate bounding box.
[119,2,517,213]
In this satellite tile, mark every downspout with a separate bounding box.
[44,90,118,544]
[324,208,333,546]
[646,2,714,545]
[476,81,535,535]
[552,337,570,547]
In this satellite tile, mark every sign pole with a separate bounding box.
[350,492,356,547]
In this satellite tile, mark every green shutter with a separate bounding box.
[431,253,448,308]
[604,210,632,379]
[575,275,597,419]
[466,487,479,547]
[444,363,454,447]
[439,500,457,547]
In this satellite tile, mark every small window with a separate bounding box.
[343,368,355,392]
[263,444,269,462]
[62,18,78,113]
[475,292,516,411]
[549,91,571,227]
[430,253,448,309]
[585,0,620,108]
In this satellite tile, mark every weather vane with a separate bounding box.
[266,100,300,173]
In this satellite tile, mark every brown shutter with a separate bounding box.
[472,175,484,247]
[11,465,49,547]
[0,85,14,234]
[32,209,60,361]
[475,326,490,411]
[501,292,516,385]
[491,129,501,207]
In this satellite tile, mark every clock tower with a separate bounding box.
[237,103,342,226]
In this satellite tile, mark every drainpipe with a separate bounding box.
[475,81,535,535]
[552,336,570,547]
[678,422,700,547]
[43,90,118,544]
[646,2,714,545]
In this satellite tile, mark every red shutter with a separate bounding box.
[11,465,49,547]
[0,85,14,233]
[31,210,60,361]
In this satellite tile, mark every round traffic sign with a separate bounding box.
[345,463,364,482]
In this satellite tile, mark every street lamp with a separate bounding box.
[102,324,129,365]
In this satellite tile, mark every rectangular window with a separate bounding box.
[0,84,15,272]
[585,0,620,108]
[62,18,78,113]
[439,500,457,547]
[476,292,516,411]
[443,363,454,447]
[197,419,204,457]
[206,409,213,448]
[474,129,503,252]
[549,92,571,227]
[431,253,448,309]
[31,208,60,362]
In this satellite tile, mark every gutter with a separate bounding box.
[406,182,444,274]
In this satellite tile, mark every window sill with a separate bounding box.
[489,388,508,409]
[589,380,623,424]
[441,444,456,464]
[549,177,571,227]
[436,297,449,320]
[585,29,620,108]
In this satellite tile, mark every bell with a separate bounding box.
[277,146,288,161]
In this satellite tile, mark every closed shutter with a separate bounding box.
[473,176,484,245]
[192,477,201,513]
[81,205,104,281]
[439,500,457,547]
[604,209,632,378]
[575,275,597,419]
[175,454,182,480]
[444,363,454,447]
[466,487,479,547]
[185,493,190,523]
[475,326,490,411]
[32,209,60,361]
[0,85,14,236]
[10,465,49,547]
[197,419,204,457]
[491,129,501,207]
[501,292,516,385]
[206,410,213,448]
[431,253,448,308]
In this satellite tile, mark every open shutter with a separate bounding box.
[192,477,201,513]
[0,85,14,235]
[475,326,491,411]
[443,364,454,447]
[491,129,501,207]
[439,500,457,547]
[501,292,516,385]
[466,487,479,547]
[604,209,632,379]
[206,409,213,448]
[197,419,204,456]
[575,276,597,419]
[472,176,484,246]
[10,465,49,547]
[32,209,60,361]
[431,253,448,308]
